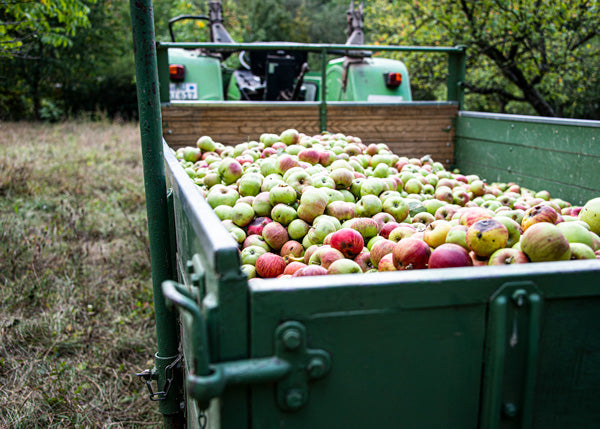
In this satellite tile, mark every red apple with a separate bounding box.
[283,261,307,275]
[429,243,473,269]
[377,253,397,271]
[521,204,558,231]
[247,216,273,236]
[262,222,289,251]
[255,253,286,278]
[488,248,529,265]
[392,237,431,270]
[280,240,305,259]
[308,246,345,269]
[329,228,365,259]
[370,239,396,269]
[354,252,374,272]
[292,265,328,277]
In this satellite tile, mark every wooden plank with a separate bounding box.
[162,102,458,166]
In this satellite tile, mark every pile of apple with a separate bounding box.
[175,128,600,279]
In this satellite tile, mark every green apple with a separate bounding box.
[579,197,600,235]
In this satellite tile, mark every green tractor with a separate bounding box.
[166,1,412,103]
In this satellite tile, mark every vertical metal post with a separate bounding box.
[319,48,328,132]
[157,44,171,104]
[447,45,466,109]
[129,0,182,426]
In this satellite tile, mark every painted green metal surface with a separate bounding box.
[248,262,600,429]
[326,57,412,102]
[164,142,249,429]
[168,49,224,101]
[129,0,182,424]
[455,112,600,205]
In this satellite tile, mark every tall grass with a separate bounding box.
[0,121,161,427]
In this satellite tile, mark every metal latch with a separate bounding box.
[136,354,182,401]
[162,280,332,412]
[480,281,543,428]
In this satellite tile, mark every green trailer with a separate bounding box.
[130,1,600,428]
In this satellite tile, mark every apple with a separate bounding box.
[280,128,300,145]
[285,170,311,195]
[327,258,363,275]
[388,225,417,242]
[240,245,267,265]
[579,197,600,235]
[520,222,571,262]
[206,186,239,208]
[493,216,522,248]
[360,177,386,197]
[488,248,529,265]
[242,234,270,251]
[370,239,396,269]
[307,218,338,244]
[196,135,216,152]
[521,203,558,231]
[382,195,410,222]
[556,221,594,248]
[429,243,474,269]
[297,187,328,223]
[262,221,289,251]
[285,218,309,241]
[284,261,307,275]
[348,217,380,241]
[377,253,397,271]
[293,265,328,277]
[218,158,243,185]
[356,194,383,217]
[379,221,401,239]
[298,148,321,165]
[411,211,435,226]
[241,264,256,279]
[270,203,298,226]
[459,207,493,227]
[247,216,272,236]
[569,243,596,260]
[330,228,365,259]
[392,237,431,270]
[255,253,286,278]
[269,183,297,205]
[309,246,345,269]
[354,252,374,272]
[445,225,469,250]
[329,168,354,190]
[326,201,356,222]
[435,204,460,220]
[231,202,255,227]
[213,205,232,220]
[251,192,273,217]
[466,218,509,257]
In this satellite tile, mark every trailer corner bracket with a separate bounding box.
[185,320,331,412]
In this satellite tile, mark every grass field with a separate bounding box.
[0,121,161,427]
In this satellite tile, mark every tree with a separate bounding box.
[365,0,600,119]
[0,0,95,58]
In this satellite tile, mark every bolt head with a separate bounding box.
[285,389,305,410]
[282,328,302,350]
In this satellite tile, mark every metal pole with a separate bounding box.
[447,45,466,109]
[320,48,328,132]
[129,0,183,426]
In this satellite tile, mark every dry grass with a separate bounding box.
[0,121,161,427]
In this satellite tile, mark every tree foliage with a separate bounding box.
[0,0,95,58]
[365,0,600,118]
